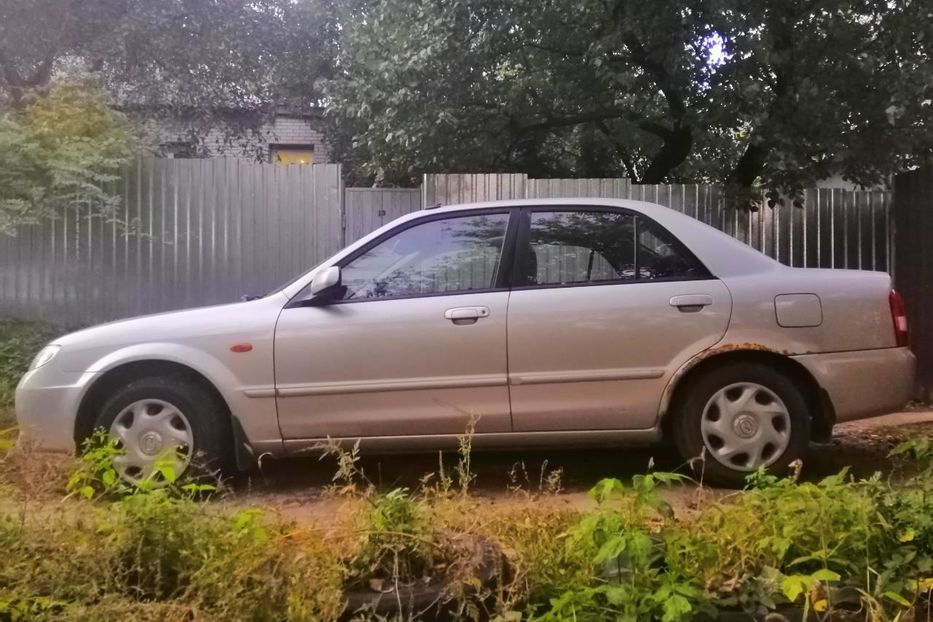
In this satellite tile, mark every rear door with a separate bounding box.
[506,206,732,431]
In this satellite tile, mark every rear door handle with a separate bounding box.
[669,294,713,312]
[444,306,490,324]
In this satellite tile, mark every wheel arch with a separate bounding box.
[74,359,233,448]
[660,348,835,443]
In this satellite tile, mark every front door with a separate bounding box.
[506,207,732,431]
[274,209,515,439]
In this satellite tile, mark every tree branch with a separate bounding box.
[597,120,640,181]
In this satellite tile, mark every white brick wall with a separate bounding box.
[147,112,333,163]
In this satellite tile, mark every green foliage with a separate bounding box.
[351,487,435,586]
[9,426,933,621]
[0,81,136,234]
[66,431,125,499]
[535,473,713,622]
[482,505,592,610]
[0,484,343,621]
[662,465,933,620]
[0,0,337,138]
[67,429,215,500]
[423,418,478,498]
[0,317,57,407]
[329,0,933,193]
[112,490,343,620]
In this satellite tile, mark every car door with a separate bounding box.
[274,209,516,439]
[507,206,732,431]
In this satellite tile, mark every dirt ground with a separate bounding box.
[222,410,933,527]
[5,406,932,525]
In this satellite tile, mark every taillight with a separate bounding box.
[889,290,909,347]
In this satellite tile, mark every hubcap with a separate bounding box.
[700,382,791,471]
[109,399,193,484]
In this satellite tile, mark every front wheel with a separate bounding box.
[671,362,811,488]
[93,376,233,485]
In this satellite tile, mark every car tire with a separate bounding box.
[93,376,234,485]
[671,362,811,488]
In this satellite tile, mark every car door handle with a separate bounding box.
[444,306,490,324]
[669,294,713,312]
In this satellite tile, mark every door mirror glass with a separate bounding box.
[309,266,342,296]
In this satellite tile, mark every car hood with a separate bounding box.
[51,294,288,372]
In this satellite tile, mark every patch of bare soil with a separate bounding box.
[219,411,933,527]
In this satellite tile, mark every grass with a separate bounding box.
[2,429,933,622]
[2,314,933,620]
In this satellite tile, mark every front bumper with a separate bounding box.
[792,347,916,424]
[14,364,96,452]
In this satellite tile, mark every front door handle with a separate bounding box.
[669,294,713,312]
[444,306,490,324]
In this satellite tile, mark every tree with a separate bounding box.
[328,0,932,195]
[0,0,338,114]
[0,81,136,234]
[710,0,933,197]
[327,0,719,185]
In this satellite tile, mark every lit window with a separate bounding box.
[271,144,314,165]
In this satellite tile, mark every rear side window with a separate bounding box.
[636,217,709,280]
[521,209,708,286]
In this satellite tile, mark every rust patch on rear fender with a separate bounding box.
[659,342,779,417]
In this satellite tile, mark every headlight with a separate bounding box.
[29,345,61,370]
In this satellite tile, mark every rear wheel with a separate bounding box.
[93,376,233,485]
[671,362,810,488]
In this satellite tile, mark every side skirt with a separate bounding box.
[279,428,662,456]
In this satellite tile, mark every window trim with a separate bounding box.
[511,205,714,292]
[314,207,520,306]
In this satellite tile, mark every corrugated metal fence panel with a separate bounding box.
[894,168,933,392]
[422,174,892,272]
[526,178,632,198]
[0,158,343,326]
[422,173,527,206]
[345,188,422,243]
[0,165,894,326]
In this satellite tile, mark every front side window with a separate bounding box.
[340,212,510,300]
[522,209,708,286]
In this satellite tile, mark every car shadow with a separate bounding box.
[228,438,892,496]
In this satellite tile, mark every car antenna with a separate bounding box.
[425,202,442,210]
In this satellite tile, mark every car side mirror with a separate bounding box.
[304,266,344,306]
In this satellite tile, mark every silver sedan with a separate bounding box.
[15,199,916,486]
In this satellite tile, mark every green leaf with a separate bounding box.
[594,535,627,565]
[883,591,912,607]
[810,569,841,583]
[662,593,693,622]
[781,575,810,602]
[101,470,116,487]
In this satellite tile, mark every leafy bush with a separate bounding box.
[0,80,137,234]
[0,317,57,409]
[0,490,344,621]
[349,487,435,586]
[8,425,933,621]
[533,474,714,622]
